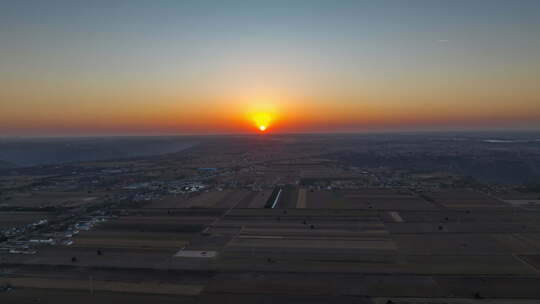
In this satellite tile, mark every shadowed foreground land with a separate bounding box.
[1,133,540,303]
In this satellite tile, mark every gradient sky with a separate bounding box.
[1,0,539,135]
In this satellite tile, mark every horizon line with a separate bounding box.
[2,127,540,140]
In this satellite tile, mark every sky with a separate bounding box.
[1,0,539,136]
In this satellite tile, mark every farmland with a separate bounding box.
[2,134,540,303]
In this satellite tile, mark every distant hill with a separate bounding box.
[0,160,16,168]
[0,136,199,167]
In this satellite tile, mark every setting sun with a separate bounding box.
[251,112,273,132]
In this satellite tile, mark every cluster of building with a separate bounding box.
[0,218,48,238]
[1,216,109,255]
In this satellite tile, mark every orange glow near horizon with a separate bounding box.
[2,91,540,136]
[250,112,273,133]
[2,1,540,136]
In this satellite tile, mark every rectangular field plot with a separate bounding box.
[73,236,189,250]
[238,227,389,238]
[226,208,379,217]
[234,191,259,208]
[228,237,397,250]
[303,189,437,210]
[491,233,540,253]
[296,188,307,208]
[174,250,218,258]
[341,189,437,210]
[401,255,536,275]
[230,190,274,208]
[13,247,215,271]
[145,195,191,208]
[364,275,446,297]
[425,190,511,209]
[392,234,514,255]
[305,191,355,209]
[203,273,366,296]
[98,216,211,233]
[184,190,241,208]
[0,289,199,304]
[435,277,540,298]
[4,277,204,296]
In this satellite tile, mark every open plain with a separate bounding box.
[2,134,540,302]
